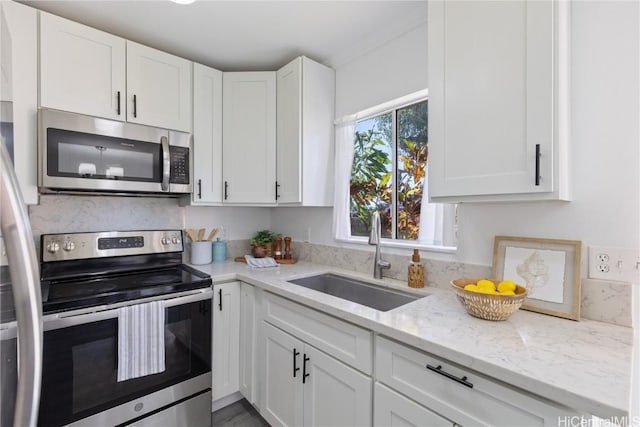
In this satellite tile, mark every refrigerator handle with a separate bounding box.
[0,139,43,427]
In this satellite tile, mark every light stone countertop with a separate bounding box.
[190,260,633,419]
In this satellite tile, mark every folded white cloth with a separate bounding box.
[244,255,279,268]
[117,301,165,382]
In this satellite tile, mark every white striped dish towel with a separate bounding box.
[117,301,166,382]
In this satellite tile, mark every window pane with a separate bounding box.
[396,101,427,240]
[349,114,392,237]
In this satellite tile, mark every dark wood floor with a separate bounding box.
[212,399,270,427]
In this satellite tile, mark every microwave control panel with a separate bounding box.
[169,146,190,184]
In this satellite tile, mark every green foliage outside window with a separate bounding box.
[349,100,428,240]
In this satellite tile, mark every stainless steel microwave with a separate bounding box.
[38,108,192,196]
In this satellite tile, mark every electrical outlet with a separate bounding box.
[588,246,640,283]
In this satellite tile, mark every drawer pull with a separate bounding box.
[535,143,541,185]
[303,354,310,384]
[426,364,474,388]
[293,348,300,377]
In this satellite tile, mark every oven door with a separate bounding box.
[38,290,212,427]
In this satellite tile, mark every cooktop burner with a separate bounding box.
[40,230,212,315]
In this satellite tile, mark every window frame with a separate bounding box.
[338,91,457,253]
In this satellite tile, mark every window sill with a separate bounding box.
[335,236,457,254]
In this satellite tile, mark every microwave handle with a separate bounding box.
[161,136,170,191]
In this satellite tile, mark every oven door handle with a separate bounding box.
[161,135,170,191]
[45,289,213,331]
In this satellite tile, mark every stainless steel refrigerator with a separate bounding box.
[0,4,43,426]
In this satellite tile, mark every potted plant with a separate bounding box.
[251,230,275,258]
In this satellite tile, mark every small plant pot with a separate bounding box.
[251,244,267,258]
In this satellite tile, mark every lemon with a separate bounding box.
[497,280,517,293]
[498,290,515,295]
[464,284,479,291]
[477,279,495,292]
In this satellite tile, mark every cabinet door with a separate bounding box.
[302,344,372,427]
[276,56,302,204]
[374,383,452,427]
[126,41,192,132]
[239,283,256,403]
[428,1,568,202]
[192,63,223,205]
[1,1,38,205]
[276,56,335,206]
[261,322,303,427]
[39,12,125,121]
[212,282,240,401]
[222,72,276,204]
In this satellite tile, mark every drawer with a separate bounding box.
[376,336,574,426]
[374,382,452,427]
[263,292,372,374]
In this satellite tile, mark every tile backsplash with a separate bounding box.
[29,195,183,250]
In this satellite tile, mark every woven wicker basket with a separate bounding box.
[451,278,527,321]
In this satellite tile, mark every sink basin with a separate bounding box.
[288,273,426,311]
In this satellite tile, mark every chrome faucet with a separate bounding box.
[368,211,390,279]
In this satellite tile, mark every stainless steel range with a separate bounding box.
[37,230,212,427]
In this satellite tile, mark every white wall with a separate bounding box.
[334,23,428,118]
[273,1,639,272]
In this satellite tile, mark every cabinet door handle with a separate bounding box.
[117,91,121,116]
[133,94,137,118]
[535,143,541,186]
[224,181,229,200]
[218,288,222,311]
[293,348,300,377]
[197,179,202,199]
[426,364,473,388]
[302,354,310,384]
[275,181,280,200]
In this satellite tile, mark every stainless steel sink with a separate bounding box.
[288,273,426,311]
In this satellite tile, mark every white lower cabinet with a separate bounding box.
[374,382,452,427]
[239,282,257,404]
[212,282,240,402]
[261,322,372,427]
[375,336,575,426]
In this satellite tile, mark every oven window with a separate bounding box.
[47,128,161,182]
[38,300,211,427]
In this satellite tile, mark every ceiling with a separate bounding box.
[21,0,427,71]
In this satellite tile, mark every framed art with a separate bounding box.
[492,236,582,321]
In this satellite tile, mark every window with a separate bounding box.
[340,95,455,249]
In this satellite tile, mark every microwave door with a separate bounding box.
[39,109,169,194]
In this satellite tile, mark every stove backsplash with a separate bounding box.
[28,195,184,254]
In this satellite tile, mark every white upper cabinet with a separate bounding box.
[427,0,570,202]
[39,13,192,132]
[222,71,277,205]
[276,56,335,206]
[126,41,192,132]
[1,1,38,204]
[39,12,126,121]
[192,63,223,205]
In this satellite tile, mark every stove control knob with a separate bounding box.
[161,237,170,245]
[63,240,75,252]
[47,242,60,253]
[171,237,180,244]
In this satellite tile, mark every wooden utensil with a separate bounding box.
[185,229,198,242]
[197,228,205,242]
[207,228,218,241]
